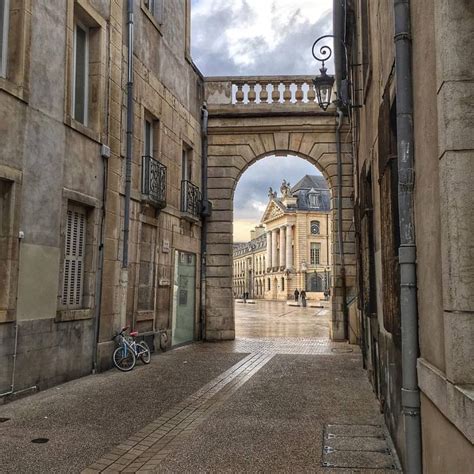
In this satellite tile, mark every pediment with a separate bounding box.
[261,200,285,223]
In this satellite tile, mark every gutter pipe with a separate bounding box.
[199,104,209,341]
[122,0,134,268]
[336,108,348,340]
[394,0,421,472]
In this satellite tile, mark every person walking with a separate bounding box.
[294,289,300,301]
[300,290,307,307]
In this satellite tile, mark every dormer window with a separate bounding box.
[308,188,321,208]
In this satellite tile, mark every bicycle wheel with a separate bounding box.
[137,341,151,364]
[113,345,136,371]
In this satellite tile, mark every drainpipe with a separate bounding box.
[394,1,421,472]
[335,108,348,340]
[199,104,209,340]
[122,0,134,268]
[92,154,107,373]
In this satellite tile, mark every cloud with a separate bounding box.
[233,155,324,240]
[191,0,334,76]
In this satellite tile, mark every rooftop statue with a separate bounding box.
[268,187,277,199]
[280,179,291,198]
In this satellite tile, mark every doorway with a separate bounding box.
[171,250,196,346]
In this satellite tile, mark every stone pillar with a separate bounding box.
[286,224,293,270]
[266,231,272,271]
[272,229,278,269]
[279,226,286,268]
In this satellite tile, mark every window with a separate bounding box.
[308,192,321,208]
[182,147,192,182]
[73,21,89,125]
[144,119,153,156]
[0,0,9,78]
[310,242,321,265]
[281,277,285,291]
[267,278,271,291]
[144,0,163,25]
[61,204,86,309]
[310,220,320,235]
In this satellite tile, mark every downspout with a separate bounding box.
[123,0,134,268]
[336,108,348,340]
[394,1,421,472]
[199,104,209,340]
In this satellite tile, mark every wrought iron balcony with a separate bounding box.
[180,180,201,218]
[141,155,167,209]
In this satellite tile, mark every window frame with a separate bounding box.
[310,242,321,265]
[0,0,10,78]
[310,220,320,235]
[72,19,90,126]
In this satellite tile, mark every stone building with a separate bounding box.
[232,176,332,301]
[335,0,474,470]
[0,0,203,394]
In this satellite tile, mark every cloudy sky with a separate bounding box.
[191,0,332,241]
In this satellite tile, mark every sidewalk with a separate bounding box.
[0,303,401,473]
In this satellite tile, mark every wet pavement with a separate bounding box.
[0,301,401,473]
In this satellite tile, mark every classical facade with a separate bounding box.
[232,176,332,300]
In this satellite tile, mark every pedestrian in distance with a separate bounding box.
[300,290,307,307]
[294,288,300,301]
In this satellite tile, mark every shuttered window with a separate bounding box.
[61,205,86,308]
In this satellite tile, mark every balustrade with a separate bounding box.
[141,155,167,209]
[230,77,319,105]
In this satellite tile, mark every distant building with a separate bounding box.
[233,176,332,300]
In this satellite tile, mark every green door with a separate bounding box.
[172,251,196,346]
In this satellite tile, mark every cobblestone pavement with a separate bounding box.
[0,301,401,473]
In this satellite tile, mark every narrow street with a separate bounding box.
[0,302,401,473]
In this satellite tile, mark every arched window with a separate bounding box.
[267,278,271,291]
[281,277,285,291]
[310,220,320,235]
[308,273,324,292]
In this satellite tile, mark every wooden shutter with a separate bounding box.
[62,205,86,308]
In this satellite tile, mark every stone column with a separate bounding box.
[286,224,293,270]
[266,231,272,271]
[272,229,278,269]
[279,226,286,268]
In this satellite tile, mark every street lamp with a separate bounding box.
[312,34,353,111]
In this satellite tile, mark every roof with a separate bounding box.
[291,174,328,193]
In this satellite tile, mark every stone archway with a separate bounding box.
[204,101,354,342]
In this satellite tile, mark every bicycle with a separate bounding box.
[112,326,151,372]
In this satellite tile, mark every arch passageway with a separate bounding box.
[203,77,355,341]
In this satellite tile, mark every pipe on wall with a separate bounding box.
[199,105,209,341]
[122,0,134,268]
[336,108,348,340]
[394,0,421,472]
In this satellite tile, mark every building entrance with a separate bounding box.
[172,251,196,346]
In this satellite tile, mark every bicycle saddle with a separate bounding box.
[130,331,139,337]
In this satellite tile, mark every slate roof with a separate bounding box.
[289,175,331,212]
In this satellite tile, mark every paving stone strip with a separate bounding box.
[82,352,274,473]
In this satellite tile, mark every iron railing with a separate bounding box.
[180,180,201,218]
[141,155,167,208]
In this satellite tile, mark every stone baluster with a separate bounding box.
[286,224,293,270]
[307,83,316,103]
[266,231,272,271]
[295,82,304,103]
[279,226,286,268]
[283,81,292,103]
[272,82,280,104]
[248,81,257,103]
[272,229,278,269]
[235,83,244,103]
[260,83,269,103]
